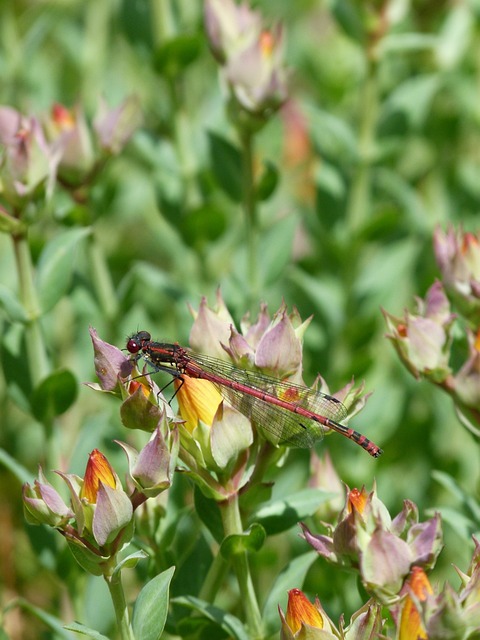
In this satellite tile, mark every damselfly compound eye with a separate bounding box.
[126,338,141,354]
[126,331,152,354]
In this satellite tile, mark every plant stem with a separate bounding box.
[345,60,379,231]
[12,231,49,386]
[198,548,229,604]
[240,128,259,312]
[105,570,135,640]
[219,494,264,640]
[87,233,118,322]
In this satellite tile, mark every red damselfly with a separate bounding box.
[126,331,383,458]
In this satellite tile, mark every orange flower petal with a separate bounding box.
[80,449,117,503]
[348,487,368,514]
[285,589,324,634]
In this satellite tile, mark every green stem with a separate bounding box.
[150,0,175,45]
[105,570,135,640]
[12,231,49,386]
[345,60,379,231]
[240,129,259,311]
[87,233,118,322]
[198,548,229,604]
[219,495,264,639]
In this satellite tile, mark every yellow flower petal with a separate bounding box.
[399,567,433,640]
[175,377,222,433]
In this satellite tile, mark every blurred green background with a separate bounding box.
[1,0,479,637]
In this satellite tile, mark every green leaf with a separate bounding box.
[331,0,366,44]
[132,566,175,640]
[179,204,227,246]
[194,485,224,544]
[259,214,298,285]
[31,369,78,422]
[306,105,358,163]
[250,488,335,535]
[172,595,250,640]
[0,284,27,322]
[381,74,441,129]
[208,132,242,202]
[0,447,33,484]
[262,551,318,635]
[256,160,279,201]
[220,523,266,558]
[64,621,110,639]
[154,34,203,76]
[112,550,148,577]
[67,541,106,577]
[36,227,91,314]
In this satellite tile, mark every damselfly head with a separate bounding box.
[126,331,152,354]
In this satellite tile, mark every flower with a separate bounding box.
[0,106,60,205]
[204,0,263,64]
[225,24,288,118]
[93,95,142,155]
[204,0,288,124]
[174,376,223,433]
[392,543,480,639]
[397,567,432,640]
[279,589,383,640]
[452,328,480,412]
[23,451,134,576]
[71,449,133,549]
[279,589,336,639]
[433,226,480,323]
[188,293,371,450]
[23,468,73,527]
[301,485,443,603]
[117,422,179,499]
[45,97,141,189]
[189,292,310,381]
[48,103,94,178]
[80,449,119,502]
[383,281,454,383]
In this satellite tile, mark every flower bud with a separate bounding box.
[80,449,118,503]
[301,485,442,602]
[204,0,262,64]
[279,589,336,639]
[0,106,59,205]
[383,281,454,383]
[23,469,73,527]
[434,226,480,323]
[397,567,432,640]
[117,422,179,498]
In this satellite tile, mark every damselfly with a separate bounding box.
[126,331,383,458]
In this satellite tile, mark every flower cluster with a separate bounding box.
[384,226,480,431]
[301,485,442,603]
[204,0,288,125]
[392,544,480,638]
[89,294,371,500]
[279,545,480,640]
[0,97,141,216]
[45,98,141,191]
[23,427,177,576]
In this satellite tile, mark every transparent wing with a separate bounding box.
[191,352,348,448]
